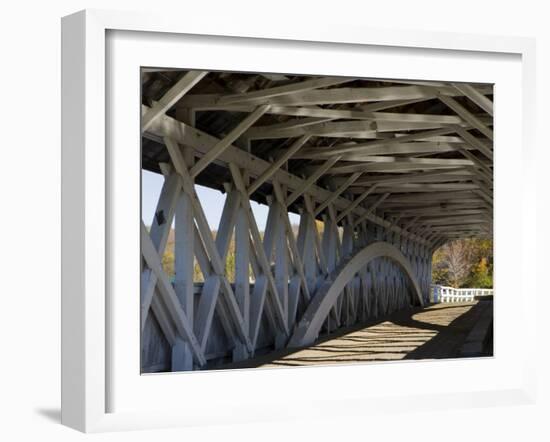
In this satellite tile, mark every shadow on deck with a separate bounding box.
[215,300,493,370]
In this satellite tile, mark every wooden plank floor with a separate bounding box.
[220,300,493,370]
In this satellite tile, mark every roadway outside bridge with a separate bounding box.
[218,299,493,370]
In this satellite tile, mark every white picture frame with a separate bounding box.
[61,9,537,433]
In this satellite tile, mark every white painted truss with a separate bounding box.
[140,71,493,371]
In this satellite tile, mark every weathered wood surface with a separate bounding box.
[140,71,492,371]
[212,301,492,369]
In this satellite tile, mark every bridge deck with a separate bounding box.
[220,300,493,369]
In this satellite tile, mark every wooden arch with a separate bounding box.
[288,241,425,348]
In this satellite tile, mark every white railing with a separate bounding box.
[430,285,493,303]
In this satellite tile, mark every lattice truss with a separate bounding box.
[140,70,493,371]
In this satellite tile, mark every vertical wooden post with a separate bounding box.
[321,213,340,329]
[342,221,354,326]
[275,199,289,331]
[322,214,337,272]
[376,220,387,315]
[172,145,195,371]
[233,170,250,361]
[297,209,318,297]
[358,221,370,320]
[427,246,433,302]
[262,196,285,348]
[171,108,196,370]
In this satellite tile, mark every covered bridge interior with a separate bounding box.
[140,70,493,372]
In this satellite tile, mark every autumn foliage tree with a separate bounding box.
[154,225,492,289]
[159,226,296,283]
[432,238,493,288]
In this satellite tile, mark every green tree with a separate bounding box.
[466,257,492,288]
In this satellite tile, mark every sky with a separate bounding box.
[142,170,300,231]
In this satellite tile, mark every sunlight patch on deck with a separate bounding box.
[258,302,477,367]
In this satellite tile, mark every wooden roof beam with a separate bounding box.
[286,156,342,206]
[452,83,494,116]
[314,172,362,216]
[141,71,208,132]
[190,104,270,178]
[218,76,355,105]
[438,94,493,140]
[179,84,493,108]
[316,127,460,157]
[352,193,391,227]
[454,126,494,161]
[247,134,311,196]
[327,158,474,175]
[297,141,472,159]
[355,183,482,193]
[144,105,430,245]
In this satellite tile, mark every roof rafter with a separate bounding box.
[142,71,494,243]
